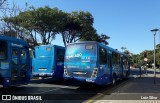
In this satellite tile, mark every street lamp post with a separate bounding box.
[150,28,159,84]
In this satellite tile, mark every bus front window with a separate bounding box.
[65,44,97,62]
[35,46,53,58]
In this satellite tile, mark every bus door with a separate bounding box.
[107,51,112,80]
[11,48,28,84]
[11,49,19,85]
[55,48,64,78]
[99,48,107,79]
[19,49,28,83]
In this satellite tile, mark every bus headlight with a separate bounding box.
[91,68,98,78]
[64,66,68,76]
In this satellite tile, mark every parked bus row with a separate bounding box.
[0,35,130,87]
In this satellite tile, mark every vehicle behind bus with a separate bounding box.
[32,45,65,79]
[0,35,31,87]
[64,41,130,85]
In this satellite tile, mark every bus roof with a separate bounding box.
[0,35,28,46]
[67,41,129,57]
[35,44,65,49]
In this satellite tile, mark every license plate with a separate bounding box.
[39,68,47,71]
[73,72,87,75]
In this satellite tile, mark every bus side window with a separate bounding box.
[57,49,64,62]
[0,50,5,60]
[20,50,27,69]
[107,52,111,68]
[100,48,107,64]
[0,41,7,60]
[12,49,18,66]
[112,52,119,65]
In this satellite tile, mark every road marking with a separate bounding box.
[35,88,59,94]
[60,86,79,89]
[30,86,78,94]
[85,78,132,103]
[26,83,79,89]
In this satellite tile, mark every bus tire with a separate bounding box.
[112,74,116,85]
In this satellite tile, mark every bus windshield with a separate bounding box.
[35,46,53,58]
[65,44,97,62]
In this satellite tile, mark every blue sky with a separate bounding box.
[9,0,160,54]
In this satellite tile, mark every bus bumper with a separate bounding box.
[64,76,96,83]
[32,73,53,77]
[85,78,96,83]
[3,77,10,87]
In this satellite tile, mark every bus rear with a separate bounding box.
[64,42,98,83]
[32,45,65,79]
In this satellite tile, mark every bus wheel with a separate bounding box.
[112,74,116,85]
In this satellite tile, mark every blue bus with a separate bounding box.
[32,45,65,79]
[0,35,31,87]
[63,41,130,85]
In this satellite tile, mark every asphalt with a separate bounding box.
[86,69,160,103]
[1,69,160,103]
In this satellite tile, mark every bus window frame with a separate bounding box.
[0,41,8,60]
[57,48,65,62]
[100,47,107,65]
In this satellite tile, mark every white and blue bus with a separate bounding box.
[0,35,31,87]
[32,45,65,79]
[64,41,130,85]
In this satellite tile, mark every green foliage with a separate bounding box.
[60,11,99,46]
[2,6,110,48]
[130,43,160,68]
[2,6,67,48]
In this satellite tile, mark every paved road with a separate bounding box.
[0,77,131,103]
[0,68,159,103]
[87,68,160,103]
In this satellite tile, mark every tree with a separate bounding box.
[0,0,24,38]
[97,34,110,45]
[121,47,126,52]
[60,11,110,46]
[2,6,110,48]
[130,46,160,68]
[156,43,160,50]
[2,6,66,49]
[60,11,95,46]
[124,50,130,55]
[0,0,6,7]
[31,7,66,45]
[80,27,110,45]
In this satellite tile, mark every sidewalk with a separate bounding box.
[129,73,160,93]
[87,73,160,103]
